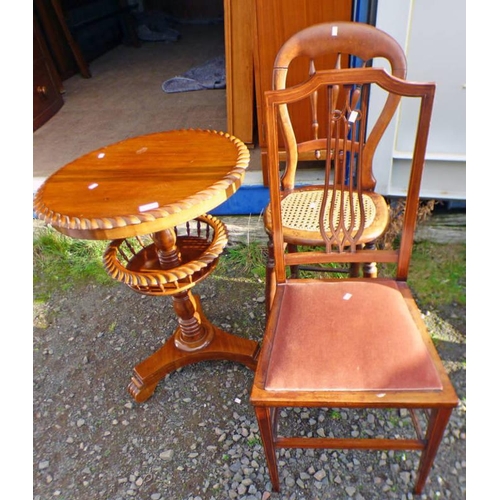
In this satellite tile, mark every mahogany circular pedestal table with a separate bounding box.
[34,129,260,402]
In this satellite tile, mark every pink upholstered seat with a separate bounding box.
[265,280,442,392]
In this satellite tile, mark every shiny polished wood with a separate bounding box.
[34,129,260,402]
[34,129,250,240]
[251,65,459,495]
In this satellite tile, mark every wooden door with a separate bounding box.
[224,0,255,145]
[253,0,353,184]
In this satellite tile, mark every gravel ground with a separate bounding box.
[33,224,466,500]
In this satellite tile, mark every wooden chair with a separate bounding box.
[250,64,458,494]
[264,22,407,315]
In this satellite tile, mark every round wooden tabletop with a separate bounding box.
[33,129,249,240]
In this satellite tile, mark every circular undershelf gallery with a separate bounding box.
[103,214,228,296]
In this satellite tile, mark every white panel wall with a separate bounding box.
[372,0,466,200]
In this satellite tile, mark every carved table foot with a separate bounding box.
[128,325,260,403]
[128,296,260,403]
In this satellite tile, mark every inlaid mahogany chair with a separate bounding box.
[264,22,407,315]
[250,64,458,494]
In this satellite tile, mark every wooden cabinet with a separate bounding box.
[253,0,352,183]
[34,17,64,131]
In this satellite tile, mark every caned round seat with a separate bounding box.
[264,187,389,247]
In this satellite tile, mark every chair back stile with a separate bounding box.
[396,82,436,279]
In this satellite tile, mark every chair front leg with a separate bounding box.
[414,407,453,494]
[254,406,280,492]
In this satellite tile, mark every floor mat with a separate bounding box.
[162,56,225,93]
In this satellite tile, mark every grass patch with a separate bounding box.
[374,240,465,309]
[219,241,267,279]
[33,226,114,297]
[408,241,465,308]
[247,437,262,447]
[217,238,465,310]
[33,220,465,311]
